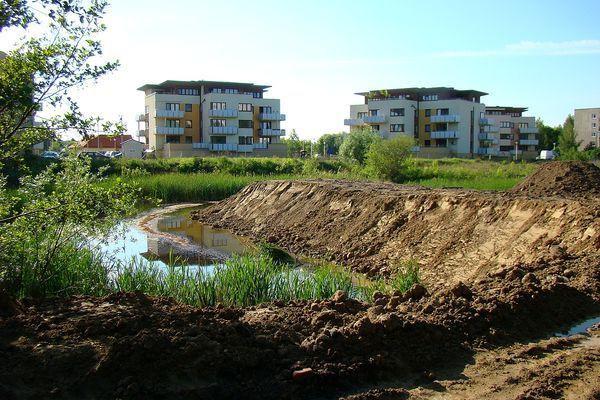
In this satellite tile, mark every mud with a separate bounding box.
[1,162,600,399]
[511,160,600,197]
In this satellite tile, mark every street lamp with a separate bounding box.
[514,140,519,161]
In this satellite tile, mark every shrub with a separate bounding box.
[365,135,415,182]
[339,128,381,165]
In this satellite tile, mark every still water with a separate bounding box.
[94,204,253,270]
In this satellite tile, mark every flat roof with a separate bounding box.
[486,106,528,113]
[355,86,488,98]
[137,80,271,92]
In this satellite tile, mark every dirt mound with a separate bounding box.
[195,180,600,282]
[511,161,600,197]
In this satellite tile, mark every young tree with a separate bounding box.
[316,132,345,157]
[338,128,380,165]
[365,135,415,182]
[536,118,561,150]
[557,114,581,155]
[0,0,121,165]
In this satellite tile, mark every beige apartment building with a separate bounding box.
[344,87,539,159]
[482,107,539,159]
[574,108,600,150]
[137,80,286,157]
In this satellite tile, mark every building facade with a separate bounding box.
[482,107,539,159]
[344,87,539,159]
[137,80,286,157]
[574,108,600,150]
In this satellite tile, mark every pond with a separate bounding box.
[93,204,254,271]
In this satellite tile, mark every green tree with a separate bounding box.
[365,135,415,182]
[316,132,345,156]
[338,128,380,165]
[557,114,581,156]
[0,0,121,166]
[536,118,561,150]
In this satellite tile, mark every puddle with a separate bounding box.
[93,204,253,271]
[554,315,600,337]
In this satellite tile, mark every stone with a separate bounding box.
[404,284,427,301]
[292,368,313,380]
[331,290,347,302]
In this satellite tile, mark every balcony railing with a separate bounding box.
[209,109,238,118]
[259,112,286,121]
[210,143,238,152]
[499,139,513,146]
[479,117,495,126]
[157,126,184,135]
[210,126,238,135]
[430,131,458,139]
[155,109,185,118]
[519,139,539,146]
[138,129,147,136]
[137,114,148,122]
[477,147,499,155]
[253,142,268,149]
[519,127,539,134]
[483,125,499,133]
[362,115,386,124]
[478,133,498,144]
[430,114,460,123]
[344,118,364,126]
[260,128,285,136]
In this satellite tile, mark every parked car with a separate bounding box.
[40,151,60,159]
[105,151,122,158]
[78,151,109,160]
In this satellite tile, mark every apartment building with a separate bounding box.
[574,108,600,150]
[137,80,286,157]
[344,87,539,159]
[482,107,539,159]
[345,87,487,158]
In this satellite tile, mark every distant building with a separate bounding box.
[344,87,539,159]
[121,139,146,159]
[80,135,132,153]
[483,107,539,159]
[574,108,600,150]
[137,80,287,158]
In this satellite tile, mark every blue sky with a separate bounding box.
[5,0,600,139]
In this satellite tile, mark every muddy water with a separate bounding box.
[95,204,253,271]
[555,315,600,337]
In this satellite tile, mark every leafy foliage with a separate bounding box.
[338,128,381,165]
[365,135,415,182]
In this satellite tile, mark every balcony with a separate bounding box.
[209,143,239,152]
[362,115,386,124]
[478,133,498,144]
[209,109,238,118]
[344,118,364,126]
[499,139,513,146]
[430,114,460,123]
[483,125,499,133]
[519,127,539,134]
[137,114,148,122]
[210,126,238,135]
[519,139,539,146]
[259,112,286,121]
[478,147,499,155]
[238,144,254,152]
[156,127,184,135]
[253,142,268,149]
[430,131,458,139]
[155,109,185,118]
[260,128,285,136]
[138,129,147,136]
[479,117,495,126]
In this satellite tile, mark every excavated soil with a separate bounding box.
[511,161,600,197]
[1,161,600,399]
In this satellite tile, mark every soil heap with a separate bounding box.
[511,161,600,197]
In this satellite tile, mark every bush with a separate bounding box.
[338,128,381,165]
[365,136,415,182]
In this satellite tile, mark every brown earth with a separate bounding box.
[511,161,600,197]
[1,162,600,399]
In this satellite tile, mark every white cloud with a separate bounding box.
[435,40,600,58]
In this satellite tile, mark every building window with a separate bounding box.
[184,136,193,143]
[425,109,431,117]
[369,109,379,116]
[165,119,180,127]
[177,88,199,95]
[371,125,380,131]
[238,103,253,112]
[238,136,253,145]
[259,106,273,113]
[211,102,226,110]
[500,121,513,128]
[390,124,404,132]
[166,103,180,111]
[592,132,597,137]
[260,122,272,130]
[593,123,597,128]
[145,105,149,114]
[210,119,226,127]
[500,134,513,140]
[592,114,597,119]
[436,108,449,115]
[210,136,226,144]
[357,112,368,119]
[185,120,192,128]
[425,124,431,132]
[519,122,529,129]
[185,104,192,112]
[423,94,438,101]
[239,120,253,129]
[165,136,180,143]
[435,123,448,131]
[390,108,404,117]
